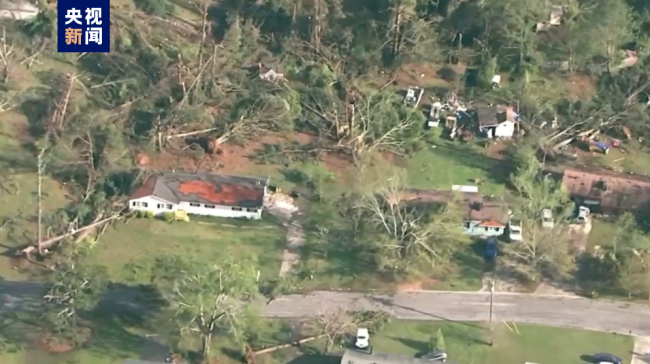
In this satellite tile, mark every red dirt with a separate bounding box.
[142,132,354,181]
[38,333,76,353]
[396,278,436,292]
[564,73,596,101]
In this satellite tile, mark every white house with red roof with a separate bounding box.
[128,171,269,219]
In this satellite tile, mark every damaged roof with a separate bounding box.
[129,171,268,208]
[562,168,650,211]
[468,105,516,127]
[399,189,509,225]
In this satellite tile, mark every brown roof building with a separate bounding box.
[562,168,650,215]
[400,188,509,228]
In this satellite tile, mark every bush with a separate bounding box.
[144,210,155,219]
[162,211,175,222]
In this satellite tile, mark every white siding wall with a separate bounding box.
[128,196,263,219]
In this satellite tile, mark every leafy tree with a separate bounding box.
[151,254,260,360]
[616,253,649,298]
[432,328,446,351]
[501,149,574,282]
[42,243,107,345]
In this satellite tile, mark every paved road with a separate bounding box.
[263,291,650,336]
[3,281,650,336]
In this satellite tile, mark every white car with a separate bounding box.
[355,328,369,349]
[576,206,590,223]
[542,209,554,229]
[509,219,523,242]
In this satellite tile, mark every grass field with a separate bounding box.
[87,216,286,283]
[587,218,619,251]
[307,320,633,364]
[0,314,634,364]
[403,140,508,195]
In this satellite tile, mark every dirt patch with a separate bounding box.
[392,63,466,93]
[142,132,356,182]
[396,278,436,291]
[564,73,596,101]
[37,329,91,353]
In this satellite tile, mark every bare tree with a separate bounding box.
[308,309,390,353]
[354,167,465,273]
[37,146,48,255]
[0,27,15,82]
[500,149,575,282]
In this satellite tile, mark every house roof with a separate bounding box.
[562,168,650,211]
[129,171,268,208]
[341,349,459,364]
[470,105,516,127]
[399,189,508,225]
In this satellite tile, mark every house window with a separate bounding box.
[494,228,501,233]
[157,204,164,209]
[190,203,200,207]
[132,201,139,207]
[462,222,470,229]
[204,204,216,209]
[232,207,243,211]
[166,204,173,209]
[141,202,148,208]
[246,208,257,213]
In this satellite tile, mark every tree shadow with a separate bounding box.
[580,354,596,363]
[82,283,167,359]
[367,296,485,331]
[389,337,429,355]
[288,353,341,364]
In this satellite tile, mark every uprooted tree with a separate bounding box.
[500,147,575,282]
[308,308,391,353]
[151,253,260,361]
[42,243,108,346]
[354,166,466,276]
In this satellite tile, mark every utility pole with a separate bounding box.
[488,277,494,346]
[36,148,46,256]
[488,264,497,347]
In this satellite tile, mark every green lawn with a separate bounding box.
[87,216,286,283]
[587,218,619,251]
[351,321,633,364]
[1,316,633,364]
[404,140,508,195]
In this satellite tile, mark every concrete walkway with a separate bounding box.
[633,336,650,364]
[265,194,305,277]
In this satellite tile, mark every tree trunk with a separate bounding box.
[391,3,403,59]
[201,332,212,359]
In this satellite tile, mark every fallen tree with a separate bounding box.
[21,212,123,255]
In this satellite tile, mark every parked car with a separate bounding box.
[485,236,498,259]
[422,350,448,362]
[542,209,554,229]
[509,219,523,242]
[428,102,442,128]
[355,328,369,349]
[576,206,590,223]
[404,86,424,107]
[593,352,623,364]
